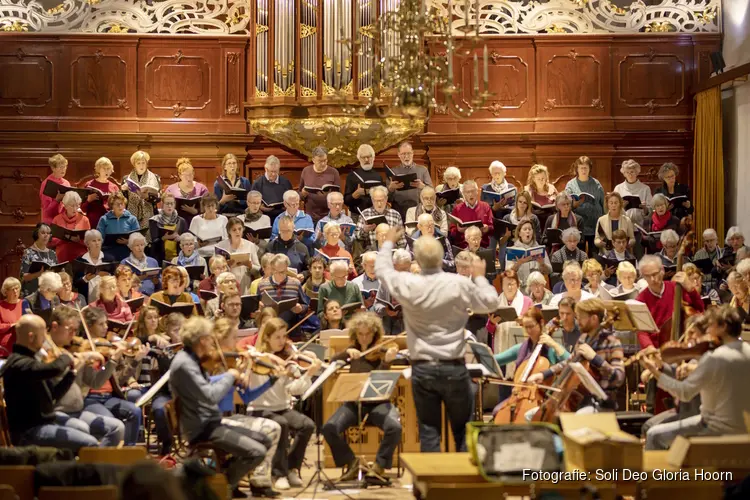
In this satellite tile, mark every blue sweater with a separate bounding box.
[97,209,141,261]
[271,210,316,249]
[210,374,275,413]
[250,175,294,221]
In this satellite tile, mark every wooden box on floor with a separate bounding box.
[0,465,34,500]
[322,336,455,468]
[559,413,642,471]
[78,446,148,465]
[667,434,750,469]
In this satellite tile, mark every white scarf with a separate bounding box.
[500,291,526,316]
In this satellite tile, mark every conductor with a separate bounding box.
[375,227,498,452]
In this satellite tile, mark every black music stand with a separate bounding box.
[326,370,401,488]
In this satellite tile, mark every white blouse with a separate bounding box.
[189,215,228,258]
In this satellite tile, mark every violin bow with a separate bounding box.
[296,332,320,352]
[357,331,407,359]
[119,315,137,342]
[211,334,229,371]
[286,311,315,337]
[75,305,97,351]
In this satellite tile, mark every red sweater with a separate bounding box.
[82,179,120,229]
[635,281,704,348]
[449,201,494,249]
[0,301,23,357]
[319,244,357,280]
[52,211,91,263]
[92,295,134,322]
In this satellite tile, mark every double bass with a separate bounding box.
[494,319,561,424]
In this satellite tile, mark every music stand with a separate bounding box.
[326,371,402,487]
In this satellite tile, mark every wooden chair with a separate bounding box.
[0,466,34,500]
[78,446,148,465]
[163,399,228,470]
[38,486,118,500]
[0,485,17,500]
[421,482,507,500]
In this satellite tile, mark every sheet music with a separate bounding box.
[569,362,608,400]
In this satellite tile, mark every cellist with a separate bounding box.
[492,307,569,422]
[528,298,625,413]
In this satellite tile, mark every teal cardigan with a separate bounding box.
[493,342,570,367]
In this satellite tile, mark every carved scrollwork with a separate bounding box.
[226,104,240,114]
[0,0,718,35]
[543,98,557,112]
[171,102,187,117]
[1,238,26,260]
[227,51,240,64]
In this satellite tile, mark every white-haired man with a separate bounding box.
[356,185,408,249]
[251,155,294,222]
[693,228,724,291]
[352,251,379,311]
[387,141,432,218]
[21,271,62,321]
[449,180,494,250]
[344,144,385,219]
[315,191,355,249]
[270,190,316,249]
[410,213,454,272]
[121,231,160,295]
[375,227,498,452]
[317,260,362,316]
[299,146,341,224]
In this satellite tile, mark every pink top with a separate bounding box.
[40,174,70,224]
[164,182,209,199]
[92,295,134,322]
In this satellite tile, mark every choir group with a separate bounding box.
[1,141,750,497]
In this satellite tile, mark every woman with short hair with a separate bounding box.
[21,271,62,317]
[82,157,120,228]
[97,191,141,262]
[542,192,583,252]
[505,219,551,288]
[57,271,86,309]
[188,194,228,258]
[435,166,463,214]
[565,156,605,255]
[0,277,23,357]
[40,154,70,224]
[20,223,58,296]
[75,229,107,304]
[121,150,161,242]
[613,159,651,227]
[214,153,252,214]
[655,162,692,222]
[52,191,91,263]
[525,271,553,305]
[215,217,261,292]
[165,157,209,225]
[149,192,187,263]
[172,232,208,290]
[92,275,134,323]
[121,232,160,296]
[594,192,636,253]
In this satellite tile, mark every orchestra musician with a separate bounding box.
[639,306,750,449]
[169,316,271,496]
[246,318,321,490]
[0,314,99,452]
[492,308,569,373]
[527,298,625,412]
[554,297,581,353]
[374,227,498,452]
[321,312,402,482]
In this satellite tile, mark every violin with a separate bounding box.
[660,333,722,364]
[278,340,327,371]
[494,318,559,424]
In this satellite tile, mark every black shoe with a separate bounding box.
[250,486,281,498]
[232,487,248,498]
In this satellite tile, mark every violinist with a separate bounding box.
[211,318,283,498]
[727,271,750,315]
[46,306,127,448]
[493,308,569,375]
[639,306,750,449]
[640,314,707,450]
[81,306,143,447]
[247,318,321,491]
[0,314,99,452]
[528,299,625,412]
[169,317,270,496]
[321,312,402,482]
[118,305,164,404]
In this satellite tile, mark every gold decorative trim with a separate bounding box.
[358,24,375,39]
[255,24,269,35]
[2,21,28,32]
[645,22,674,33]
[300,24,316,38]
[249,116,423,168]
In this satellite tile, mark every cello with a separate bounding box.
[532,309,619,423]
[494,318,560,424]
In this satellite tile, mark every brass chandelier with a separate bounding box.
[337,0,492,119]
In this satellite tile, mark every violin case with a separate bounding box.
[466,422,564,483]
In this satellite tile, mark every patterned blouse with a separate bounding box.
[123,170,161,243]
[20,246,58,296]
